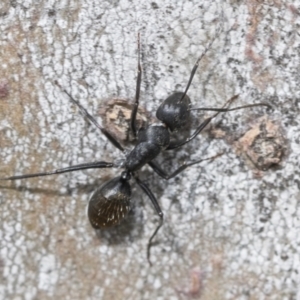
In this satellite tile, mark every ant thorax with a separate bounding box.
[125,123,170,172]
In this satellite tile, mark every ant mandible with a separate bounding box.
[1,32,270,265]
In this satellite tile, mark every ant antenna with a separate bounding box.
[180,27,222,102]
[189,102,272,112]
[130,32,142,137]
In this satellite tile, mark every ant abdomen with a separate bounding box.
[156,92,191,132]
[87,176,131,228]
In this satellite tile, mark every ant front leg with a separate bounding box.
[130,32,142,138]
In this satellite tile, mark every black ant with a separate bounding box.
[0,33,271,265]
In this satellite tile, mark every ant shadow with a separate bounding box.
[0,180,145,245]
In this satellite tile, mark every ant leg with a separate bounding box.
[55,81,124,152]
[130,32,142,137]
[167,95,238,150]
[148,153,222,180]
[134,175,163,266]
[0,161,114,180]
[169,99,271,150]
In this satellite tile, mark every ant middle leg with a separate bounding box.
[148,153,223,180]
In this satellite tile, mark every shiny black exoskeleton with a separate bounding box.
[1,33,270,265]
[125,124,170,171]
[156,92,191,132]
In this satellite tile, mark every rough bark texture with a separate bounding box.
[0,1,299,299]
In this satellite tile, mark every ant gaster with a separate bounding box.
[1,33,270,265]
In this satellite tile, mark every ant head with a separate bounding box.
[88,176,131,229]
[156,92,191,132]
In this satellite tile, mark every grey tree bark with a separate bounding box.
[0,1,299,299]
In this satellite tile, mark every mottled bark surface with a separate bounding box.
[0,1,299,299]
